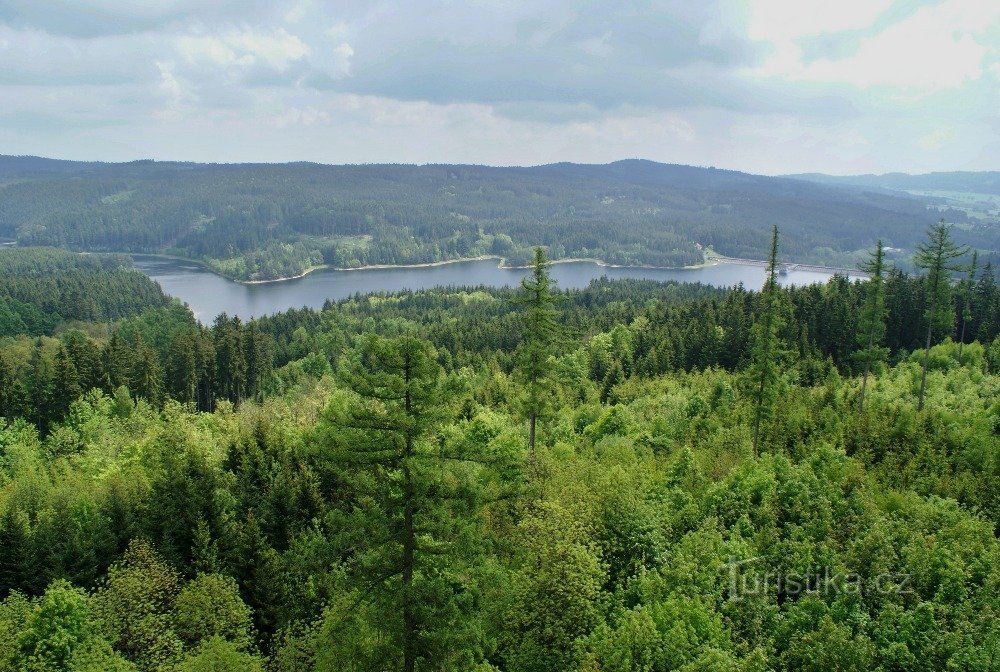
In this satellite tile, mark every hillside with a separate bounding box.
[1,156,990,281]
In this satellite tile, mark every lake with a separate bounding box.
[133,256,857,322]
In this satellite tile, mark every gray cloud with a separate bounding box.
[0,0,995,173]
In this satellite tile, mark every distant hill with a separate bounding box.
[0,155,107,176]
[0,156,992,281]
[785,171,1000,196]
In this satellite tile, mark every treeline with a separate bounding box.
[0,248,168,337]
[2,157,983,281]
[4,253,998,439]
[253,260,1000,386]
[0,305,273,434]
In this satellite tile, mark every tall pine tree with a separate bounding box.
[957,250,978,358]
[750,226,786,455]
[914,220,967,410]
[318,334,483,671]
[855,240,888,410]
[514,248,562,456]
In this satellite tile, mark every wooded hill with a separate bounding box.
[1,156,990,281]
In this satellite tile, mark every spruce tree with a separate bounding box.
[957,250,978,358]
[166,330,198,404]
[52,344,82,419]
[214,315,246,404]
[750,226,786,455]
[28,338,53,433]
[514,248,562,456]
[914,220,968,410]
[319,334,482,671]
[855,240,888,410]
[0,354,27,421]
[130,334,163,407]
[244,322,272,402]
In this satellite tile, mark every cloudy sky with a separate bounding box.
[0,0,997,174]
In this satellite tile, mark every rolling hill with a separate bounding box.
[0,156,993,281]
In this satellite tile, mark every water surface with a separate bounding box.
[133,256,854,322]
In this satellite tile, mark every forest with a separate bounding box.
[2,156,995,281]
[1,219,999,670]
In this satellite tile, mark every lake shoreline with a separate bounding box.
[133,252,724,284]
[134,251,862,285]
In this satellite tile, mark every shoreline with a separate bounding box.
[140,253,724,285]
[132,251,863,285]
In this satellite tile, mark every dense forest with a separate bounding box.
[0,248,168,338]
[1,223,1000,670]
[2,156,994,281]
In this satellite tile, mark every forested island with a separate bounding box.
[1,218,999,670]
[2,156,996,282]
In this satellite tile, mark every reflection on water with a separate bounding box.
[132,256,856,322]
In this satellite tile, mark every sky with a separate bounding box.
[0,0,997,174]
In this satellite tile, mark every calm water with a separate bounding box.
[133,256,854,322]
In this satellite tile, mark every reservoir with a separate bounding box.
[133,255,857,322]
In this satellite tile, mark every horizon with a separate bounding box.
[1,1,997,174]
[5,153,998,178]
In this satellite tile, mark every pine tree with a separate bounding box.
[855,240,888,410]
[52,344,82,419]
[974,262,997,343]
[957,250,978,358]
[914,220,968,410]
[0,353,27,420]
[102,331,133,393]
[28,338,53,433]
[244,322,272,402]
[750,226,786,455]
[318,334,481,671]
[166,330,198,404]
[194,329,217,412]
[130,334,163,407]
[514,248,562,456]
[214,315,246,404]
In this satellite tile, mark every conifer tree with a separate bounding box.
[244,322,272,402]
[514,248,562,455]
[166,330,198,404]
[855,240,888,410]
[214,315,246,404]
[319,334,481,672]
[28,338,53,432]
[0,354,26,421]
[750,226,786,455]
[130,334,163,406]
[52,344,82,419]
[914,220,967,410]
[974,262,997,342]
[957,250,978,358]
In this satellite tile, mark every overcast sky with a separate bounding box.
[0,0,997,174]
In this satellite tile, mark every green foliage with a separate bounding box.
[914,221,969,410]
[0,247,167,336]
[0,273,998,671]
[514,248,563,452]
[1,159,971,281]
[172,637,264,672]
[172,574,253,651]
